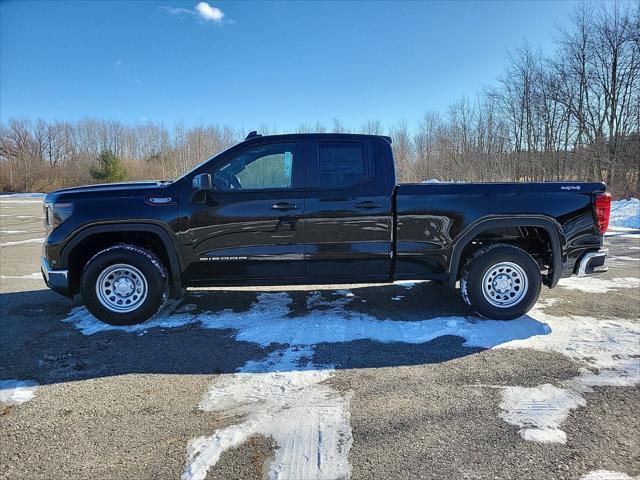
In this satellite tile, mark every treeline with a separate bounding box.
[1,2,638,197]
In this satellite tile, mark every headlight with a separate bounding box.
[44,202,73,230]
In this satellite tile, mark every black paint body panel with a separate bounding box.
[42,133,606,296]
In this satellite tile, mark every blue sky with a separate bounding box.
[1,0,581,131]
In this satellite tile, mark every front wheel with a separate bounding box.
[460,244,541,320]
[80,244,168,325]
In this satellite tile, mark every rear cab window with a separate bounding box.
[309,141,372,189]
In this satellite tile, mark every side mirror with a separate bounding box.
[192,173,212,192]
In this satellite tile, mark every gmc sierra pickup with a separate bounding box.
[41,132,611,325]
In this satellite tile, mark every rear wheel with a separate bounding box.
[80,244,168,325]
[460,244,541,320]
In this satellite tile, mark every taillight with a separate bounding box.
[594,192,611,234]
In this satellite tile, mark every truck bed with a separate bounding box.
[394,181,606,283]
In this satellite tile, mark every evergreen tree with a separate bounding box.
[91,150,127,183]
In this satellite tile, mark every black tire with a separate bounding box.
[460,244,541,320]
[80,244,168,325]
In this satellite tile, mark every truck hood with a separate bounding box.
[51,181,167,194]
[45,181,172,202]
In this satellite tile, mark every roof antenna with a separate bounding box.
[245,130,261,140]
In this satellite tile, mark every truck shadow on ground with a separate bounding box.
[1,281,550,387]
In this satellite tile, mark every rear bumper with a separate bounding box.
[41,256,71,296]
[577,248,608,276]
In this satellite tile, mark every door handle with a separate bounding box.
[271,202,298,211]
[355,201,381,209]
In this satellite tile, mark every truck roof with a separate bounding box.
[243,131,392,144]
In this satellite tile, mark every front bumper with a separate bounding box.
[577,248,608,276]
[40,256,71,296]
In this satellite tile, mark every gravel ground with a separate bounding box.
[1,199,639,480]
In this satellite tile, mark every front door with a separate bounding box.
[185,141,306,283]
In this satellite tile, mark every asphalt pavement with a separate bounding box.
[1,198,638,480]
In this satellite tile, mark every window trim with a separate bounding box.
[209,141,305,193]
[307,140,374,191]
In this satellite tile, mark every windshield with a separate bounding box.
[174,142,238,182]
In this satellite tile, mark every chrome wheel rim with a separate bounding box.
[481,261,528,308]
[96,263,148,313]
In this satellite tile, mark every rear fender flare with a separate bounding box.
[447,215,565,288]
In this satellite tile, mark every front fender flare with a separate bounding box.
[60,221,184,297]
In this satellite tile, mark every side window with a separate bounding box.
[317,142,366,188]
[212,143,295,191]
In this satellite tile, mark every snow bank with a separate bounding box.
[610,198,639,229]
[558,277,640,294]
[0,193,46,198]
[580,471,635,480]
[0,193,45,204]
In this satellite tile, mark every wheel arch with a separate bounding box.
[61,222,184,298]
[447,215,565,289]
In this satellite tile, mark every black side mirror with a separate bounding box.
[192,173,212,191]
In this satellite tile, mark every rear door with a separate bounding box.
[303,139,393,279]
[184,141,307,283]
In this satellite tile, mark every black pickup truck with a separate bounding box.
[41,132,611,325]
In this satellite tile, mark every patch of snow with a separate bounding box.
[421,179,466,184]
[580,471,635,480]
[0,238,45,247]
[0,380,39,405]
[391,296,404,301]
[606,226,638,233]
[0,230,27,234]
[605,227,640,238]
[0,272,42,280]
[63,301,184,335]
[0,199,44,204]
[183,347,352,480]
[496,308,640,444]
[62,290,640,466]
[499,384,582,444]
[518,426,567,443]
[0,193,46,198]
[610,256,640,262]
[64,293,551,349]
[610,198,639,229]
[558,276,640,294]
[63,292,550,478]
